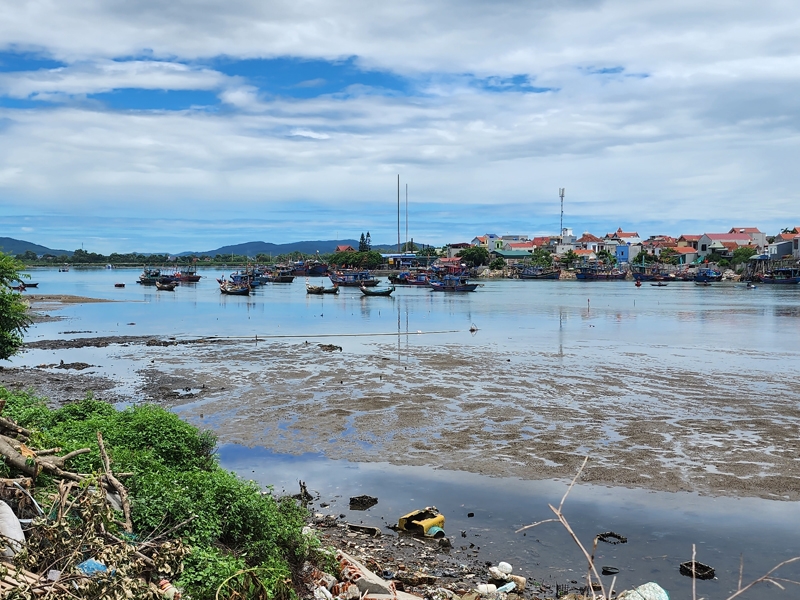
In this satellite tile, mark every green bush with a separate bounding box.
[0,387,316,600]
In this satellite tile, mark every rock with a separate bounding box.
[509,575,526,591]
[617,582,669,600]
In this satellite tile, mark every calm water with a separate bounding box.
[12,267,800,599]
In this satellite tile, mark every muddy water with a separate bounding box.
[9,268,800,597]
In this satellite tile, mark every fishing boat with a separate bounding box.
[650,282,669,287]
[22,282,38,288]
[306,283,339,295]
[174,264,202,283]
[137,267,162,285]
[360,285,395,297]
[114,283,125,288]
[429,274,479,292]
[389,271,431,286]
[218,279,250,295]
[694,267,722,283]
[518,267,561,280]
[576,265,627,280]
[695,281,712,287]
[261,268,295,283]
[156,281,177,291]
[757,267,800,284]
[292,260,329,277]
[329,270,379,287]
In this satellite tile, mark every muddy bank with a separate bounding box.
[7,334,800,502]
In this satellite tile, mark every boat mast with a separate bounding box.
[559,187,565,240]
[405,183,408,252]
[397,174,401,254]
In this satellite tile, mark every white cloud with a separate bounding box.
[0,60,229,99]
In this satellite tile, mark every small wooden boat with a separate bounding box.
[306,283,340,295]
[218,279,250,295]
[155,281,177,291]
[10,284,26,291]
[680,561,715,580]
[24,282,38,288]
[114,283,125,288]
[695,281,712,287]
[650,282,668,287]
[635,280,642,287]
[360,285,395,297]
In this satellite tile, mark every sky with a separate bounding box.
[1,1,799,254]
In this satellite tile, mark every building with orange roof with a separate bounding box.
[728,227,766,248]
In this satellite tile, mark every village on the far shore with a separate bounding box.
[345,224,796,285]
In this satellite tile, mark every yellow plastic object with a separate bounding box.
[397,507,445,536]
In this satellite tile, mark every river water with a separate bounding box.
[9,266,800,599]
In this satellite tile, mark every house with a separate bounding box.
[470,234,497,249]
[502,241,536,252]
[728,227,766,249]
[677,235,701,250]
[697,233,752,257]
[334,244,356,253]
[491,250,534,265]
[605,227,641,245]
[616,243,642,264]
[671,246,699,264]
[794,234,800,259]
[768,233,795,259]
[641,235,677,257]
[573,249,597,262]
[576,233,603,252]
[447,242,472,258]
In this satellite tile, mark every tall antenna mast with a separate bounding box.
[559,187,565,238]
[397,175,401,253]
[405,184,408,252]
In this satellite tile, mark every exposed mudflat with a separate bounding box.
[9,334,800,502]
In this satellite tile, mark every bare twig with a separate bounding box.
[692,543,697,600]
[725,556,800,599]
[96,431,133,532]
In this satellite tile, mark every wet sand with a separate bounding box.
[7,331,800,502]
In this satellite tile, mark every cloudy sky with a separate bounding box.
[1,0,798,253]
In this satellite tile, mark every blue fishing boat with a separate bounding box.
[694,268,722,283]
[429,273,479,292]
[329,270,379,287]
[758,267,800,284]
[576,266,627,280]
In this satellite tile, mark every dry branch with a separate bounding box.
[97,431,133,532]
[0,415,31,439]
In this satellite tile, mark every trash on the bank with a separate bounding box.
[0,500,25,557]
[437,536,452,548]
[509,575,526,590]
[617,582,670,600]
[157,579,183,599]
[597,531,627,544]
[476,583,497,594]
[346,523,382,537]
[488,566,510,582]
[496,581,516,593]
[395,506,446,537]
[349,494,378,510]
[497,562,512,574]
[680,560,715,580]
[76,558,109,577]
[314,585,334,600]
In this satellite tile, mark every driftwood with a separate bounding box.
[97,431,133,532]
[0,416,32,440]
[0,433,90,481]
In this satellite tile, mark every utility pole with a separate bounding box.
[559,188,565,239]
[405,184,408,252]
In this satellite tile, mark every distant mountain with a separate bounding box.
[0,237,73,257]
[179,239,400,257]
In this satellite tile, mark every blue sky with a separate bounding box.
[0,1,798,253]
